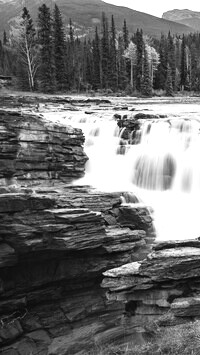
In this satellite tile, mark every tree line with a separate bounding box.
[1,3,200,96]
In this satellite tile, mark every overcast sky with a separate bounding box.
[104,0,200,17]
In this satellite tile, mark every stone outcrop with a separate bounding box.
[0,109,87,185]
[0,95,111,112]
[0,187,153,355]
[0,107,154,354]
[102,239,200,340]
[117,113,167,143]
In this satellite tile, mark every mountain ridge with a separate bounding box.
[0,0,194,40]
[162,9,200,31]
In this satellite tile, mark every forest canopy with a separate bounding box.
[1,4,200,95]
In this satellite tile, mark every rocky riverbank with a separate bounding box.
[0,186,153,355]
[2,94,200,354]
[0,107,153,354]
[0,109,88,186]
[102,238,200,345]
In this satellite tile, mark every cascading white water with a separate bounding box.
[45,107,200,241]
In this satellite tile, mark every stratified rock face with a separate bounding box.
[0,109,87,185]
[0,186,153,355]
[102,239,200,339]
[0,106,155,354]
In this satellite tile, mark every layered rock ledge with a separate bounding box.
[0,186,153,355]
[0,110,87,185]
[102,239,200,341]
[0,108,153,354]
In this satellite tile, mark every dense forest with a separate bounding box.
[1,3,200,95]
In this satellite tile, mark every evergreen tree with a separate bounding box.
[135,29,144,92]
[101,12,109,89]
[165,63,173,96]
[38,4,55,92]
[123,19,129,49]
[69,18,74,44]
[108,15,118,91]
[141,48,152,96]
[67,18,75,89]
[3,30,8,46]
[53,4,67,90]
[155,34,168,90]
[122,20,131,86]
[92,27,101,90]
[85,38,93,90]
[167,32,176,90]
[190,43,200,91]
[180,34,187,91]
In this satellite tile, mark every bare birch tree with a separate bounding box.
[10,7,39,91]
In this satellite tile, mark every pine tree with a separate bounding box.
[101,12,109,89]
[108,15,118,91]
[53,4,67,90]
[180,34,187,91]
[155,34,168,90]
[92,27,101,90]
[122,20,130,88]
[167,32,176,90]
[135,29,144,92]
[190,43,199,91]
[67,18,75,90]
[165,64,173,96]
[141,48,152,96]
[123,19,129,49]
[69,18,74,44]
[85,38,93,90]
[3,30,8,46]
[38,4,55,92]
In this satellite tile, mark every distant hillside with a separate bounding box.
[163,9,200,31]
[0,0,194,40]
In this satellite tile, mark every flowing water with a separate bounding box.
[45,100,200,241]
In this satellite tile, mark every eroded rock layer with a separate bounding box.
[0,108,153,354]
[102,239,200,341]
[0,187,153,355]
[0,110,87,185]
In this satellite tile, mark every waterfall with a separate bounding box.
[47,109,200,241]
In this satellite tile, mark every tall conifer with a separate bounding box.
[167,32,176,90]
[92,27,101,90]
[141,48,152,96]
[165,63,173,96]
[155,34,168,90]
[53,4,67,90]
[180,34,187,90]
[101,12,109,89]
[135,29,144,91]
[3,30,8,46]
[67,18,75,89]
[108,15,118,91]
[38,4,55,92]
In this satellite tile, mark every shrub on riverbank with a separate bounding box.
[89,320,200,355]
